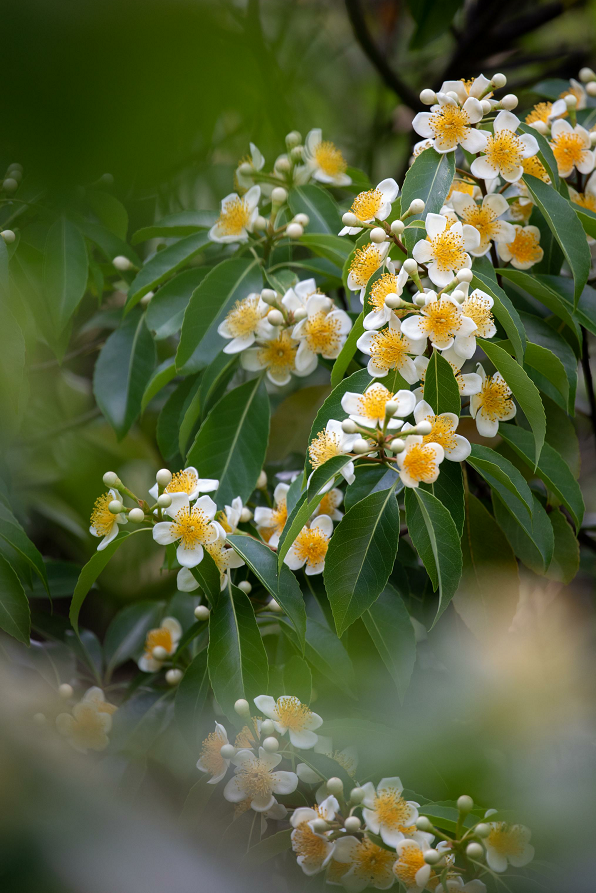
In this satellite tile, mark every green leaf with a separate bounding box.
[517,123,560,189]
[86,190,128,239]
[324,485,400,635]
[520,312,577,413]
[0,502,49,594]
[186,377,270,509]
[93,310,156,439]
[470,269,526,361]
[546,508,580,585]
[208,584,269,720]
[141,358,177,413]
[524,341,569,412]
[407,0,464,47]
[492,493,554,575]
[132,211,216,244]
[453,493,519,642]
[279,616,356,698]
[497,269,581,339]
[467,444,533,516]
[283,654,312,704]
[478,338,545,466]
[405,488,462,626]
[75,217,140,267]
[522,174,591,306]
[189,549,222,608]
[243,830,292,867]
[330,311,364,387]
[345,464,402,512]
[421,459,465,536]
[176,257,263,374]
[156,375,198,464]
[306,367,371,473]
[145,268,210,341]
[498,424,584,529]
[288,185,342,234]
[423,350,460,415]
[400,148,455,252]
[227,534,306,650]
[362,583,416,702]
[0,299,27,445]
[299,233,352,267]
[0,553,30,645]
[174,649,210,749]
[196,351,239,423]
[125,231,211,313]
[43,217,88,334]
[571,199,596,240]
[104,600,164,677]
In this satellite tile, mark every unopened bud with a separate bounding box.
[234,698,250,716]
[254,214,268,231]
[587,82,596,97]
[274,156,291,173]
[385,400,400,417]
[267,309,284,326]
[238,161,253,175]
[384,293,402,309]
[352,438,371,454]
[166,668,183,686]
[419,89,437,105]
[58,683,74,699]
[416,816,434,832]
[268,598,283,613]
[128,507,145,523]
[293,213,309,226]
[565,93,577,109]
[530,120,548,135]
[342,418,358,434]
[156,468,172,488]
[0,229,15,243]
[326,777,343,796]
[456,268,473,283]
[414,293,427,306]
[103,471,119,487]
[312,818,329,833]
[140,290,154,307]
[492,73,507,89]
[2,178,18,193]
[293,307,307,322]
[591,132,596,147]
[257,471,268,489]
[194,605,210,621]
[370,227,387,243]
[408,199,425,215]
[271,186,288,204]
[220,743,236,760]
[480,99,492,115]
[579,67,596,83]
[285,130,302,148]
[237,580,252,595]
[457,794,474,814]
[342,211,359,227]
[344,816,361,833]
[389,438,405,453]
[112,255,133,271]
[403,258,418,275]
[475,823,490,838]
[414,420,432,435]
[390,219,405,235]
[240,507,253,523]
[157,493,172,508]
[424,849,442,865]
[262,736,279,752]
[260,288,278,305]
[290,146,304,162]
[451,289,466,303]
[152,646,168,661]
[350,787,365,804]
[108,500,124,514]
[466,842,485,860]
[500,94,518,110]
[7,163,23,174]
[286,222,304,239]
[260,719,275,736]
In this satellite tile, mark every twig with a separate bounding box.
[581,326,596,441]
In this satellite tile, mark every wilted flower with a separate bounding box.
[235,143,265,192]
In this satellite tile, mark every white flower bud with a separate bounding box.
[500,94,519,110]
[326,777,343,795]
[271,186,288,204]
[342,211,359,227]
[293,213,309,226]
[385,400,400,417]
[530,120,548,135]
[466,842,485,860]
[475,823,490,838]
[274,156,291,173]
[290,146,304,162]
[344,816,361,833]
[587,81,596,97]
[579,67,596,82]
[234,698,250,716]
[419,89,437,105]
[238,161,253,175]
[240,507,253,523]
[257,471,268,489]
[2,178,18,193]
[286,131,302,148]
[414,420,432,435]
[268,598,283,613]
[312,818,329,833]
[237,580,252,594]
[152,645,168,661]
[108,500,124,514]
[492,73,507,88]
[286,222,304,239]
[0,229,15,243]
[352,438,371,454]
[591,131,596,147]
[103,471,119,487]
[457,794,474,813]
[166,668,183,686]
[390,219,405,235]
[112,255,133,271]
[408,198,425,215]
[260,288,278,305]
[128,507,145,523]
[342,418,358,434]
[220,743,237,759]
[456,268,473,283]
[565,93,578,109]
[451,289,466,303]
[194,605,210,621]
[254,214,268,231]
[446,91,460,102]
[7,163,23,174]
[33,712,47,726]
[157,493,172,508]
[140,290,154,307]
[350,787,364,804]
[403,258,419,275]
[58,683,74,700]
[293,307,307,322]
[389,438,405,453]
[267,309,284,326]
[480,99,492,115]
[413,293,426,307]
[368,226,385,243]
[416,816,434,832]
[262,736,279,752]
[156,468,172,488]
[261,719,275,736]
[424,849,442,865]
[384,293,402,309]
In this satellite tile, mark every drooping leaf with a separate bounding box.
[546,508,580,585]
[400,148,455,252]
[174,649,210,749]
[125,231,211,313]
[470,269,526,361]
[0,553,30,645]
[423,349,460,415]
[43,217,88,334]
[492,492,554,575]
[467,444,533,516]
[288,184,342,234]
[362,584,416,702]
[145,268,210,341]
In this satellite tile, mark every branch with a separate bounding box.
[581,326,596,442]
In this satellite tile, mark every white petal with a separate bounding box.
[412,112,434,139]
[176,542,204,568]
[460,128,488,154]
[152,522,177,546]
[494,110,520,133]
[470,157,499,180]
[424,213,447,239]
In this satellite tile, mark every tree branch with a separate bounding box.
[582,326,596,442]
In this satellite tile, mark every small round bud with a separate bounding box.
[414,420,432,435]
[352,438,371,454]
[389,438,405,453]
[2,178,18,193]
[457,794,474,813]
[220,743,237,760]
[267,309,284,326]
[103,471,119,487]
[274,156,291,173]
[424,849,442,865]
[128,507,145,523]
[260,288,278,305]
[500,94,519,110]
[0,229,16,243]
[286,130,302,148]
[260,719,275,736]
[237,580,252,595]
[591,132,596,147]
[268,598,283,613]
[492,73,507,89]
[271,186,288,204]
[344,816,361,833]
[587,82,596,97]
[194,605,210,621]
[384,293,402,309]
[370,226,387,243]
[446,91,460,102]
[480,99,492,115]
[240,507,253,523]
[238,161,253,175]
[156,468,172,488]
[420,88,437,105]
[58,683,74,699]
[342,418,358,434]
[290,146,304,162]
[257,471,268,489]
[293,307,307,322]
[152,645,168,661]
[140,290,154,307]
[466,842,485,860]
[253,216,267,233]
[390,219,405,235]
[451,289,466,303]
[403,258,419,275]
[350,787,365,804]
[385,400,400,417]
[7,163,23,174]
[157,493,172,508]
[414,293,427,306]
[326,777,344,796]
[33,712,47,726]
[475,823,490,838]
[293,213,309,227]
[234,698,250,716]
[565,93,577,109]
[262,736,279,752]
[530,120,548,135]
[286,222,304,239]
[456,268,473,283]
[166,668,183,686]
[98,173,114,187]
[112,255,133,271]
[108,500,124,514]
[312,818,329,833]
[416,816,434,832]
[579,67,596,82]
[408,199,425,215]
[342,211,359,227]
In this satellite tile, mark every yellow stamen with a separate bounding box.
[224,295,264,339]
[428,105,470,149]
[551,131,588,172]
[165,469,198,495]
[487,823,527,857]
[476,374,514,421]
[368,273,400,312]
[216,196,251,236]
[292,527,330,569]
[314,140,347,177]
[309,430,342,468]
[373,789,414,831]
[199,726,228,777]
[461,292,494,337]
[144,627,173,656]
[257,330,297,375]
[394,844,431,887]
[573,191,596,212]
[522,155,550,183]
[484,130,524,176]
[349,244,384,288]
[292,822,330,867]
[170,506,213,551]
[459,203,500,247]
[369,328,411,372]
[90,492,117,537]
[428,229,467,272]
[421,299,462,338]
[317,490,341,517]
[302,312,342,355]
[352,838,396,884]
[350,188,384,222]
[402,444,439,483]
[357,383,393,421]
[525,102,553,125]
[505,228,542,266]
[274,696,314,731]
[236,755,275,800]
[509,199,533,223]
[422,416,457,451]
[447,179,476,200]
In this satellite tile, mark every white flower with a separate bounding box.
[361,777,421,847]
[152,493,224,568]
[484,823,534,872]
[223,746,298,812]
[435,880,487,893]
[204,538,245,589]
[341,382,415,430]
[254,694,323,748]
[216,293,272,354]
[417,347,482,396]
[209,185,261,243]
[550,118,595,178]
[496,224,543,270]
[176,566,200,592]
[282,277,320,313]
[458,287,497,343]
[357,315,426,383]
[469,364,516,436]
[413,94,487,154]
[138,616,182,672]
[284,515,334,577]
[451,193,516,256]
[396,435,445,488]
[401,291,477,356]
[332,835,397,891]
[404,400,470,462]
[304,129,351,186]
[254,482,289,548]
[241,328,315,386]
[235,143,265,192]
[439,75,494,102]
[220,496,244,534]
[291,796,339,875]
[148,466,219,503]
[339,178,399,235]
[412,214,480,288]
[392,839,436,892]
[347,240,391,295]
[292,294,353,369]
[89,488,127,550]
[308,419,358,485]
[197,721,230,783]
[313,487,344,522]
[470,111,539,183]
[549,78,587,119]
[363,265,409,331]
[55,687,117,753]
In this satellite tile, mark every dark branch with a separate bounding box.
[581,326,596,442]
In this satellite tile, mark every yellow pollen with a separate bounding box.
[368,273,400,311]
[402,443,439,483]
[165,469,198,495]
[90,492,117,537]
[551,131,587,171]
[505,229,542,266]
[525,102,553,125]
[145,627,174,657]
[374,789,413,830]
[573,191,596,212]
[236,755,275,800]
[234,717,260,748]
[292,822,330,865]
[484,130,524,175]
[509,199,533,223]
[522,156,550,183]
[428,105,470,148]
[487,823,527,857]
[170,506,212,550]
[331,749,357,777]
[422,299,462,338]
[357,384,393,421]
[326,860,351,883]
[461,293,494,336]
[349,244,383,287]
[257,330,297,373]
[422,415,457,451]
[560,85,583,104]
[309,430,342,468]
[293,527,330,568]
[477,375,514,420]
[224,295,264,338]
[303,312,342,354]
[274,696,313,731]
[314,140,347,177]
[428,230,466,272]
[234,798,253,818]
[447,179,476,200]
[204,540,228,573]
[413,140,433,157]
[199,726,228,776]
[369,328,410,372]
[216,196,251,235]
[352,838,396,882]
[460,204,499,246]
[394,845,429,886]
[317,490,341,516]
[351,188,384,221]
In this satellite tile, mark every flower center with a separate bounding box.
[506,229,542,266]
[90,492,116,537]
[422,299,462,337]
[292,823,330,865]
[71,705,109,746]
[422,415,457,451]
[317,489,341,516]
[461,293,494,336]
[477,376,514,420]
[460,204,498,244]
[573,191,596,212]
[358,384,393,421]
[303,312,342,354]
[314,140,347,176]
[487,823,526,857]
[145,627,174,656]
[349,244,384,287]
[257,331,297,371]
[402,443,439,482]
[447,179,476,200]
[374,789,413,830]
[309,430,342,468]
[484,130,524,173]
[509,199,533,223]
[205,540,229,573]
[368,273,400,311]
[234,720,259,748]
[165,469,198,495]
[217,197,251,235]
[429,105,470,147]
[199,726,228,776]
[293,527,330,567]
[369,328,410,371]
[429,231,466,272]
[225,295,264,338]
[552,132,587,170]
[171,506,212,550]
[237,757,275,800]
[394,845,428,886]
[274,695,314,731]
[353,839,396,881]
[351,188,384,221]
[525,102,553,125]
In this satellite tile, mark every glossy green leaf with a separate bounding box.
[279,616,356,699]
[132,211,216,244]
[126,231,211,313]
[86,190,128,239]
[470,269,526,361]
[467,444,533,516]
[174,649,210,749]
[141,358,177,413]
[299,233,352,267]
[189,549,222,608]
[423,349,460,415]
[400,148,455,252]
[283,654,312,704]
[362,583,416,702]
[0,553,30,645]
[492,492,554,575]
[345,464,402,512]
[497,269,581,339]
[156,375,198,464]
[520,312,577,413]
[74,217,140,267]
[0,502,49,594]
[421,459,465,536]
[43,217,88,334]
[195,350,238,427]
[572,200,596,240]
[547,508,580,585]
[524,341,569,412]
[517,123,560,189]
[145,268,210,341]
[104,600,164,677]
[330,311,364,387]
[288,185,342,234]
